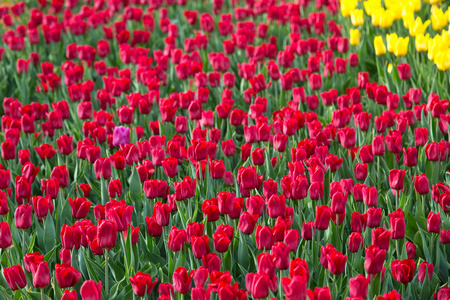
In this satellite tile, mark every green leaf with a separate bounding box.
[237,231,249,270]
[43,212,56,253]
[128,165,142,204]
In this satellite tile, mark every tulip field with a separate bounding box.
[2,0,450,299]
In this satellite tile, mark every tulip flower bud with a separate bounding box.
[0,222,12,249]
[391,259,415,284]
[31,260,51,288]
[97,220,117,249]
[418,261,434,283]
[349,275,369,298]
[80,280,102,300]
[129,272,158,297]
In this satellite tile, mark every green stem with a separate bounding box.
[104,249,109,298]
[41,288,44,300]
[20,230,25,259]
[278,269,282,299]
[5,248,12,266]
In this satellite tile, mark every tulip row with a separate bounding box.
[0,0,450,299]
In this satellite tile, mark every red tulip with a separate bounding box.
[427,212,441,233]
[69,197,91,219]
[389,208,405,239]
[349,275,369,298]
[397,63,411,80]
[129,272,158,297]
[80,280,102,300]
[364,245,386,274]
[372,227,391,250]
[97,220,117,249]
[388,169,405,191]
[391,259,415,284]
[348,232,363,253]
[168,226,187,252]
[238,211,259,235]
[31,260,51,288]
[271,242,290,270]
[173,267,194,294]
[55,264,81,288]
[61,290,77,300]
[281,275,307,300]
[3,265,27,291]
[314,205,331,230]
[418,261,433,283]
[414,174,430,195]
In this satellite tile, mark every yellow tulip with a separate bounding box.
[431,7,448,31]
[441,30,450,48]
[427,38,444,61]
[341,0,358,17]
[380,10,395,28]
[371,8,384,27]
[410,17,431,37]
[351,9,364,27]
[394,37,409,57]
[386,33,398,53]
[350,29,360,45]
[374,36,386,55]
[402,12,415,29]
[434,50,450,71]
[415,34,429,52]
[411,0,421,12]
[364,0,381,16]
[429,0,443,4]
[387,63,393,73]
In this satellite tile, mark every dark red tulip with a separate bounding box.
[168,226,187,252]
[415,128,428,146]
[192,235,209,259]
[349,275,369,298]
[306,287,331,300]
[145,216,163,237]
[1,140,16,160]
[3,265,27,291]
[129,272,158,297]
[69,197,91,219]
[0,169,11,189]
[80,280,102,300]
[314,205,331,230]
[427,212,441,233]
[238,211,259,235]
[97,220,117,249]
[153,201,172,227]
[162,157,178,178]
[31,195,54,221]
[388,169,405,191]
[61,224,81,250]
[51,165,69,188]
[271,242,290,270]
[414,174,430,195]
[418,261,433,283]
[364,245,386,274]
[281,275,307,300]
[173,267,194,294]
[366,208,382,228]
[348,232,363,252]
[61,290,77,300]
[397,63,411,80]
[31,260,51,288]
[406,241,416,260]
[372,228,391,251]
[55,264,81,288]
[327,250,347,275]
[391,259,415,284]
[389,208,405,239]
